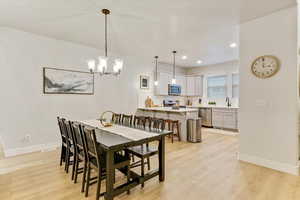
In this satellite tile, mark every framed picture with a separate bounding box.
[43,67,94,95]
[140,75,150,89]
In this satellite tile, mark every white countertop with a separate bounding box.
[186,105,239,109]
[138,107,199,113]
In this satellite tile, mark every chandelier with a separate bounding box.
[88,9,123,76]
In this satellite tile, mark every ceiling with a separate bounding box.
[0,0,296,67]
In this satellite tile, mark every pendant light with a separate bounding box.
[154,56,159,86]
[171,51,177,84]
[88,9,123,76]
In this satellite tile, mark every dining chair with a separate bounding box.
[57,117,68,167]
[63,120,76,178]
[71,122,87,189]
[82,127,131,200]
[112,113,122,124]
[127,116,158,187]
[59,118,74,173]
[121,114,133,127]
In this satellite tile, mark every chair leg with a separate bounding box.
[171,123,174,143]
[141,158,145,188]
[96,168,102,200]
[177,123,181,141]
[85,164,91,197]
[60,145,65,166]
[81,161,87,193]
[147,157,151,170]
[126,165,131,195]
[71,153,76,180]
[74,156,79,183]
[65,148,70,172]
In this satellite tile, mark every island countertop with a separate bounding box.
[138,107,199,113]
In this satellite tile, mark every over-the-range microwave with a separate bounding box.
[168,84,181,96]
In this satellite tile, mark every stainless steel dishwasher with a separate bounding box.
[199,108,212,127]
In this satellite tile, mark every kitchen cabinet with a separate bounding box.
[212,108,238,130]
[155,72,171,95]
[186,76,203,96]
[176,75,186,96]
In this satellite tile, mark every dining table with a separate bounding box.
[79,119,172,200]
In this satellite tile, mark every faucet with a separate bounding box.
[225,97,231,107]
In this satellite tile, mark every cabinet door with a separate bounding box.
[212,109,224,128]
[194,76,203,96]
[186,76,195,96]
[156,72,171,95]
[223,110,237,129]
[176,76,186,96]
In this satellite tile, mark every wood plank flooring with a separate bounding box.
[1,130,300,200]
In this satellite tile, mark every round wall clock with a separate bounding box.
[251,55,280,79]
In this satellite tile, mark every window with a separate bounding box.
[207,75,227,98]
[232,74,239,98]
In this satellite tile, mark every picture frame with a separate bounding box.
[43,67,94,95]
[140,75,150,89]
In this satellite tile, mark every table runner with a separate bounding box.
[79,119,159,141]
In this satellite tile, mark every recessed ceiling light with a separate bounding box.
[181,55,187,60]
[197,60,203,64]
[230,43,237,48]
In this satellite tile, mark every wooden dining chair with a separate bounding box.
[63,120,76,178]
[127,116,159,187]
[59,118,74,173]
[57,117,67,167]
[112,113,122,124]
[121,114,133,127]
[71,122,87,189]
[82,127,131,200]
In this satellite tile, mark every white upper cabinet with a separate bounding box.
[155,72,171,96]
[154,73,202,97]
[186,76,203,96]
[176,75,186,96]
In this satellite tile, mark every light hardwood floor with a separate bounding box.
[1,130,300,200]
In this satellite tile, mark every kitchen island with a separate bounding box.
[136,107,199,142]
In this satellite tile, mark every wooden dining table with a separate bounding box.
[79,119,172,200]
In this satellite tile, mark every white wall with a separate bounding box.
[239,6,299,175]
[185,60,239,107]
[0,27,158,156]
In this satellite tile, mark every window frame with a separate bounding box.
[206,74,228,99]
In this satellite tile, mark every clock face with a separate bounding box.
[251,55,280,79]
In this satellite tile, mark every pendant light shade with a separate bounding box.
[87,9,123,76]
[171,51,177,84]
[154,56,159,86]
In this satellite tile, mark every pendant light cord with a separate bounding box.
[173,51,176,79]
[105,12,108,57]
[155,56,158,81]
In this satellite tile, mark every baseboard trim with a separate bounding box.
[4,142,60,157]
[238,153,299,176]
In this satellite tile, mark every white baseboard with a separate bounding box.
[4,142,60,157]
[238,153,299,176]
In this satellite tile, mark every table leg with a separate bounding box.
[105,150,114,200]
[158,136,165,182]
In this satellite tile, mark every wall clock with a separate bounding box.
[251,55,280,79]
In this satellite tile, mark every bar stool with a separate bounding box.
[165,119,181,143]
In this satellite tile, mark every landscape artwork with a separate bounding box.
[43,67,94,94]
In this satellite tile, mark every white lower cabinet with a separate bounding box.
[212,108,238,130]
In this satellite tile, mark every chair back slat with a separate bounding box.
[121,114,133,127]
